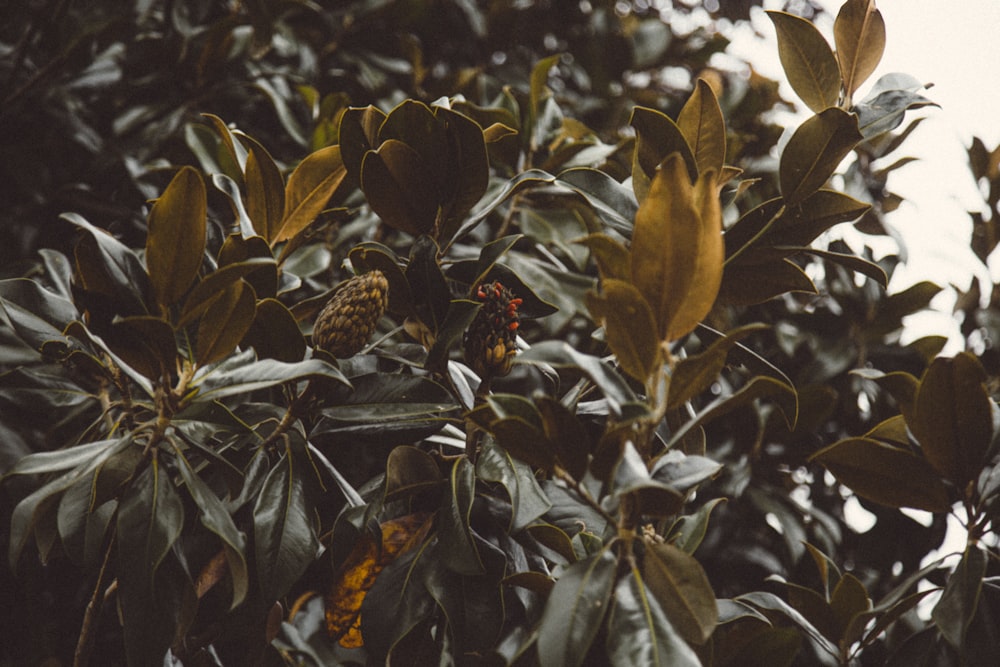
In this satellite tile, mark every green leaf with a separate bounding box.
[105,315,178,380]
[557,168,638,235]
[642,542,718,645]
[932,545,987,650]
[276,145,347,244]
[767,11,841,113]
[835,0,886,103]
[629,106,698,201]
[737,591,839,663]
[243,297,306,362]
[177,258,274,328]
[792,246,888,287]
[117,458,185,590]
[537,548,618,667]
[434,106,490,242]
[243,138,286,243]
[476,440,552,531]
[720,255,817,306]
[63,212,151,314]
[175,451,249,608]
[438,458,484,575]
[909,352,993,486]
[4,439,118,478]
[650,451,723,494]
[855,88,936,139]
[253,448,318,602]
[193,356,349,401]
[780,108,862,206]
[668,498,726,555]
[338,105,388,183]
[613,444,686,517]
[537,395,592,481]
[361,139,438,236]
[606,567,701,667]
[385,445,442,502]
[586,279,661,383]
[809,437,951,512]
[632,154,722,341]
[0,278,79,350]
[677,79,727,175]
[529,55,562,148]
[668,323,767,409]
[516,342,637,414]
[146,166,207,308]
[195,280,257,366]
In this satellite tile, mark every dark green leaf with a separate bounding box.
[516,342,637,414]
[537,548,617,667]
[476,440,552,531]
[737,591,839,663]
[809,437,951,512]
[195,280,257,365]
[438,458,483,575]
[668,323,768,409]
[253,448,318,602]
[643,542,718,645]
[932,545,987,650]
[557,167,638,235]
[779,108,862,206]
[193,356,349,401]
[0,278,79,350]
[117,458,185,590]
[606,567,701,666]
[668,498,726,555]
[243,297,306,362]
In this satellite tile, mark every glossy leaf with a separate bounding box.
[738,591,839,663]
[632,154,722,341]
[177,257,275,327]
[629,106,698,201]
[276,145,347,244]
[643,542,718,645]
[557,168,638,235]
[667,323,767,409]
[909,352,993,485]
[64,212,151,314]
[677,78,727,175]
[243,297,306,362]
[668,498,726,555]
[721,254,816,307]
[780,108,862,206]
[854,79,936,139]
[517,341,636,414]
[476,440,552,531]
[195,279,257,366]
[537,548,617,667]
[586,279,661,382]
[338,105,388,181]
[117,459,184,589]
[439,458,483,575]
[253,448,319,602]
[809,437,951,512]
[146,166,207,307]
[175,451,249,608]
[835,0,886,103]
[537,395,592,481]
[243,139,286,243]
[0,278,79,350]
[767,11,841,113]
[932,545,986,650]
[194,356,349,401]
[578,233,631,282]
[606,567,701,666]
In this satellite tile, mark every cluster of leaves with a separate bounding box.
[3,1,999,666]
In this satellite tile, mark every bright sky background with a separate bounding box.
[725,0,1000,348]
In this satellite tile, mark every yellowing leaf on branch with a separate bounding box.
[325,513,433,648]
[630,154,722,342]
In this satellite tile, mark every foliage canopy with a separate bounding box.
[2,1,1000,666]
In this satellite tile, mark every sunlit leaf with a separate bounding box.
[631,154,722,341]
[276,145,347,244]
[767,11,841,113]
[809,437,951,512]
[779,108,862,206]
[146,166,207,308]
[677,79,727,175]
[195,280,257,366]
[577,233,631,282]
[835,0,886,103]
[586,279,661,383]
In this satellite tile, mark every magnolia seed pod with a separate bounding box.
[313,270,389,358]
[464,281,522,378]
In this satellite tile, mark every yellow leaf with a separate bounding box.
[146,166,207,308]
[630,155,724,342]
[677,79,727,176]
[275,145,348,245]
[325,513,433,648]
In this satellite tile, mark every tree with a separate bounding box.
[2,1,997,665]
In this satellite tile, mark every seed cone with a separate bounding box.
[313,270,389,358]
[464,281,522,378]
